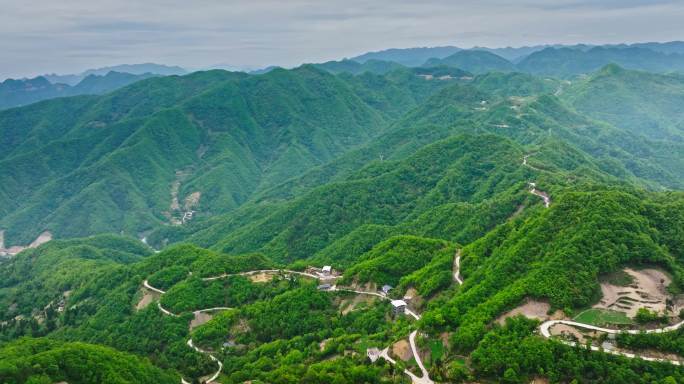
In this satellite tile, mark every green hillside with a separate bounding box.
[422,190,684,350]
[185,134,531,262]
[0,337,179,384]
[0,66,453,245]
[314,59,405,75]
[562,64,684,141]
[518,46,684,77]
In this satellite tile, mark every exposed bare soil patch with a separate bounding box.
[549,323,591,343]
[594,268,671,317]
[0,230,53,257]
[496,299,560,324]
[29,231,52,248]
[392,339,412,361]
[340,293,377,315]
[190,311,214,330]
[136,289,160,310]
[184,191,201,210]
[248,272,274,283]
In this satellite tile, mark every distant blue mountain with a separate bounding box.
[0,71,156,110]
[43,63,186,85]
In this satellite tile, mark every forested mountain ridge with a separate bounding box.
[423,50,517,74]
[561,64,684,141]
[350,42,684,77]
[0,66,456,245]
[350,41,684,65]
[517,46,684,77]
[41,63,187,85]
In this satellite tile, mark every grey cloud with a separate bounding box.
[0,0,682,78]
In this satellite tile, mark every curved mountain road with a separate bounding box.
[202,269,327,282]
[409,330,432,383]
[143,280,224,383]
[144,270,431,383]
[540,317,684,364]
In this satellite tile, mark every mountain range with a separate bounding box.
[2,42,684,384]
[41,63,187,85]
[352,41,684,65]
[0,71,157,110]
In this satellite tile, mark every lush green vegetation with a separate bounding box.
[470,317,684,384]
[421,190,684,351]
[616,328,684,356]
[0,337,178,384]
[562,64,684,142]
[0,66,444,244]
[0,235,151,322]
[341,235,455,292]
[424,49,516,73]
[160,274,295,313]
[518,46,684,77]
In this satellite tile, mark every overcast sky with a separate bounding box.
[1,0,683,79]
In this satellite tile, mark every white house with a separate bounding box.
[391,299,407,315]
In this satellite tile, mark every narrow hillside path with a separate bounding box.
[143,270,432,384]
[453,249,463,285]
[409,330,432,383]
[529,183,551,208]
[142,280,223,383]
[188,339,224,382]
[539,319,684,365]
[522,154,551,208]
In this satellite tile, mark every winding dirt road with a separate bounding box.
[409,330,432,384]
[144,270,431,383]
[142,280,224,383]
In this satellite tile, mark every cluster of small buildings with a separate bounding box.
[312,266,411,318]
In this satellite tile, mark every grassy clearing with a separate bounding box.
[574,308,634,326]
[429,339,445,362]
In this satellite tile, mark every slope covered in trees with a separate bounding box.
[0,66,454,245]
[423,50,516,73]
[562,64,684,141]
[518,46,684,77]
[421,190,684,351]
[0,337,179,384]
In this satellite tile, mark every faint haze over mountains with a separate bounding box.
[1,0,684,79]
